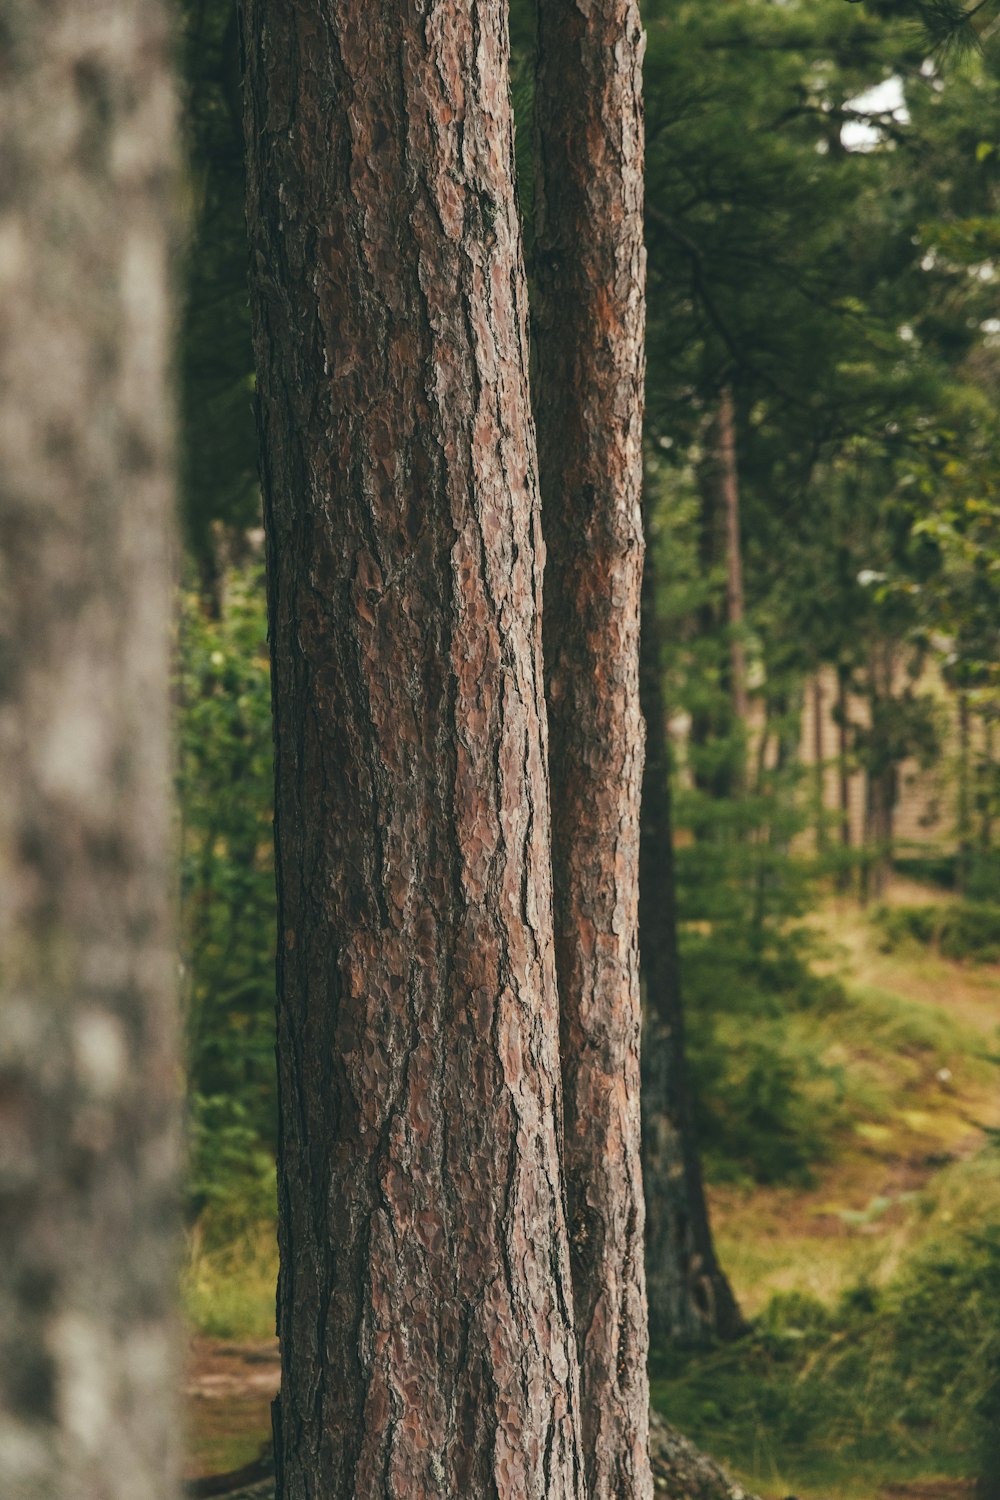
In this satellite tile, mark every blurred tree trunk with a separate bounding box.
[958,690,972,893]
[0,5,180,1499]
[717,387,749,730]
[814,676,827,853]
[835,663,853,890]
[692,394,746,799]
[241,0,586,1494]
[638,512,745,1348]
[532,0,652,1493]
[863,647,896,902]
[981,715,995,856]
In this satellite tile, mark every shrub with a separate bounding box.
[874,901,1000,963]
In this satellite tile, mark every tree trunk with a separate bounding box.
[531,1,651,1495]
[864,649,895,903]
[958,689,972,893]
[836,663,852,891]
[0,6,180,1500]
[241,1,586,1495]
[638,514,745,1349]
[717,387,748,730]
[813,675,827,853]
[981,715,995,856]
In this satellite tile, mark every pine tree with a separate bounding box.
[240,0,586,1491]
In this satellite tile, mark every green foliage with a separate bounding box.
[177,565,277,1225]
[894,851,959,887]
[178,0,259,579]
[680,919,852,1184]
[652,1184,1000,1496]
[875,898,1000,959]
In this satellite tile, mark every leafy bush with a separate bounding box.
[651,1177,1000,1496]
[177,565,277,1223]
[681,930,849,1185]
[875,901,1000,963]
[940,902,1000,963]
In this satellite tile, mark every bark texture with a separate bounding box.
[639,513,744,1348]
[241,1,585,1495]
[0,5,180,1499]
[532,1,652,1495]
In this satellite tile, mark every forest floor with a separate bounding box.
[183,876,1000,1499]
[710,881,1000,1321]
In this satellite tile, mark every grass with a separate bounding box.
[182,1218,278,1341]
[654,880,1000,1498]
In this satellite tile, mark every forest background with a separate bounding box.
[178,0,1000,1495]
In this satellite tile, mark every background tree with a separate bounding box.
[0,3,181,1498]
[639,496,745,1346]
[240,0,587,1491]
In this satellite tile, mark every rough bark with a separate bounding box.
[532,0,652,1494]
[240,1,586,1495]
[647,1412,756,1500]
[638,516,744,1349]
[0,5,180,1499]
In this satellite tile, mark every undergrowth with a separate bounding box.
[875,899,1000,964]
[653,1150,1000,1499]
[182,1208,278,1341]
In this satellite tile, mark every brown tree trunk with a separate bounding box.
[241,1,586,1495]
[0,6,180,1499]
[531,1,651,1495]
[638,512,745,1349]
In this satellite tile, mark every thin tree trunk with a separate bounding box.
[638,506,745,1349]
[981,716,995,855]
[836,664,852,891]
[718,386,748,728]
[0,6,180,1499]
[866,647,895,902]
[532,0,651,1493]
[241,1,586,1494]
[813,675,827,853]
[958,689,972,893]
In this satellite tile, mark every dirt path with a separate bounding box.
[184,1338,278,1480]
